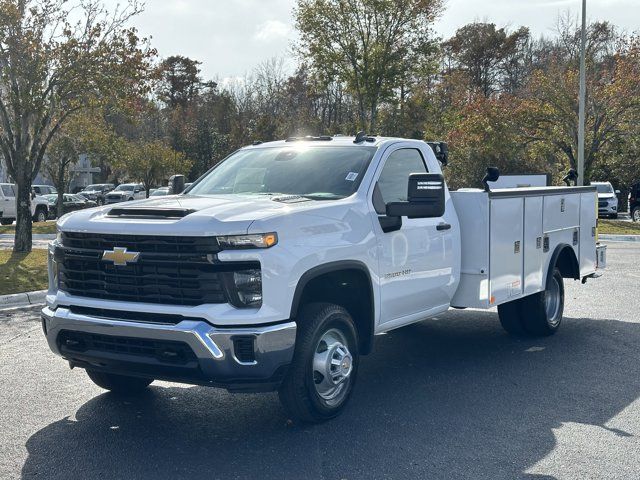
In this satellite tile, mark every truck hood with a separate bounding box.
[57,194,340,236]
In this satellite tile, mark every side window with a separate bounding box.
[377,149,427,206]
[1,185,15,197]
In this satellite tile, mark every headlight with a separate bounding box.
[222,268,262,308]
[217,233,278,249]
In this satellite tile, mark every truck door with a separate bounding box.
[370,146,455,327]
[1,184,16,219]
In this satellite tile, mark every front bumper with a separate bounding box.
[598,204,617,215]
[41,306,296,392]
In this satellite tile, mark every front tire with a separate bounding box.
[632,207,640,222]
[33,208,47,223]
[86,370,153,394]
[278,303,359,423]
[0,218,13,226]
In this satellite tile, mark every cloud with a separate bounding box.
[254,20,291,42]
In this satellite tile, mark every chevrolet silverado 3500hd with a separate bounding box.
[42,135,606,422]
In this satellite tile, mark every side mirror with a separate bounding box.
[615,190,621,195]
[386,173,446,219]
[169,175,186,195]
[426,142,449,166]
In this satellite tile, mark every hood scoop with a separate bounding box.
[107,207,195,219]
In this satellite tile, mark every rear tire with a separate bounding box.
[278,303,359,424]
[632,207,640,222]
[0,219,12,226]
[499,267,564,337]
[498,299,527,336]
[521,267,564,336]
[86,370,153,394]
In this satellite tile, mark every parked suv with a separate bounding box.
[79,184,115,205]
[0,183,50,224]
[105,183,146,204]
[629,182,640,222]
[592,181,620,219]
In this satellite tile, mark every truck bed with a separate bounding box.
[450,186,598,309]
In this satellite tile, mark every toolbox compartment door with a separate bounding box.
[489,197,524,305]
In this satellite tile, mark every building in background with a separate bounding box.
[0,154,99,192]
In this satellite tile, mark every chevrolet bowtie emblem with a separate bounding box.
[102,247,140,266]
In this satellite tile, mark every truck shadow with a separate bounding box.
[21,310,640,480]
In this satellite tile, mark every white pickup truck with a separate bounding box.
[0,183,51,224]
[42,135,606,423]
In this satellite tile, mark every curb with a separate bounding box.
[0,290,47,310]
[599,234,640,242]
[0,234,55,240]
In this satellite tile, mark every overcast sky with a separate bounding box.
[106,0,639,81]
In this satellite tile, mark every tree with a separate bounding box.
[43,111,128,215]
[118,139,192,196]
[443,23,531,97]
[295,0,443,131]
[521,32,640,182]
[0,0,153,252]
[157,55,203,109]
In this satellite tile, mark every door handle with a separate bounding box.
[436,222,451,231]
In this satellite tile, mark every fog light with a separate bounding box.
[223,268,263,308]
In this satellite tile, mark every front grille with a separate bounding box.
[58,330,198,365]
[598,200,608,208]
[61,232,219,254]
[56,233,258,306]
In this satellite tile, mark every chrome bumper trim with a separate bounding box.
[41,306,297,386]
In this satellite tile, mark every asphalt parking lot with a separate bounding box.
[1,242,639,480]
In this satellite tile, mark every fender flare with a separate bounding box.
[546,243,580,286]
[290,260,375,354]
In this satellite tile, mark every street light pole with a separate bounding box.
[577,0,587,186]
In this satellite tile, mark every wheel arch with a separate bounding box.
[547,243,580,285]
[290,261,375,355]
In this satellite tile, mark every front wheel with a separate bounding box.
[33,208,47,223]
[86,370,153,394]
[632,207,640,222]
[278,303,359,423]
[0,218,13,226]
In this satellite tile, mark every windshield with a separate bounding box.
[83,185,101,191]
[595,183,614,194]
[188,146,377,199]
[115,185,135,192]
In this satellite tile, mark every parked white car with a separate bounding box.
[0,183,50,225]
[104,183,146,204]
[43,136,605,423]
[592,181,620,218]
